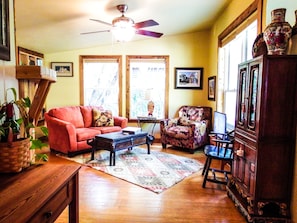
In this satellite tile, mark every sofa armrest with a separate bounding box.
[113,116,128,128]
[44,113,77,154]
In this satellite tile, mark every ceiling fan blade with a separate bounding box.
[80,30,110,35]
[136,29,163,38]
[134,19,159,29]
[90,19,112,26]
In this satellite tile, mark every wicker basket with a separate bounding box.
[0,138,31,173]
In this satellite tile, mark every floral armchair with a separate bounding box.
[160,106,212,153]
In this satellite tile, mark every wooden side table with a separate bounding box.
[0,164,80,223]
[137,116,159,135]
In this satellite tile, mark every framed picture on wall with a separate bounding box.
[0,0,10,61]
[51,62,73,77]
[175,67,203,89]
[208,76,216,101]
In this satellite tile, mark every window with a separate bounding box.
[218,20,257,129]
[80,56,122,116]
[126,56,169,120]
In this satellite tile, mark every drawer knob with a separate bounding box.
[236,148,244,157]
[45,211,53,219]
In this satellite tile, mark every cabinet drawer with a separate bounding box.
[133,136,147,145]
[233,140,256,196]
[29,180,74,222]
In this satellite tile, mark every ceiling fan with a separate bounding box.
[81,4,163,41]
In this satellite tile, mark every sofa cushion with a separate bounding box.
[80,106,104,128]
[90,126,122,134]
[76,128,101,142]
[93,109,114,127]
[48,106,85,128]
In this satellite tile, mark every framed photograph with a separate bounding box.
[0,0,10,61]
[51,62,73,77]
[208,76,216,101]
[175,67,203,89]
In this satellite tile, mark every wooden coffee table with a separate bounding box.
[87,131,150,166]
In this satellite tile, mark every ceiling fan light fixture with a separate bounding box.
[111,16,135,42]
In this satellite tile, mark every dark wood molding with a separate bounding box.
[18,46,44,58]
[218,0,262,47]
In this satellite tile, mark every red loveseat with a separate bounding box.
[44,106,128,156]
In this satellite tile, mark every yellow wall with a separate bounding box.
[44,31,211,117]
[208,0,254,110]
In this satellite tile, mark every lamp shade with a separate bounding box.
[111,16,135,42]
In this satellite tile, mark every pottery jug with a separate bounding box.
[263,8,292,55]
[288,10,297,54]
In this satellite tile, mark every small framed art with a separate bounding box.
[51,62,73,77]
[0,0,10,61]
[208,76,216,101]
[175,67,203,89]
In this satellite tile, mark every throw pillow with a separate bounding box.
[93,109,114,127]
[178,116,190,126]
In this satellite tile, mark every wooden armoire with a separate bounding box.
[227,55,297,223]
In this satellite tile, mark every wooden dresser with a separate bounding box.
[0,164,80,223]
[227,55,297,223]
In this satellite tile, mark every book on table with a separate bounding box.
[122,127,142,134]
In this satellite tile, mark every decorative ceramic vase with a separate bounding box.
[288,10,297,54]
[263,8,292,55]
[252,33,268,58]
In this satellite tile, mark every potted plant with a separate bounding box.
[0,88,48,172]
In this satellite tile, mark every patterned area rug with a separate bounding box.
[58,148,203,193]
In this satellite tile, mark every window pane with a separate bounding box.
[83,59,120,116]
[218,20,257,129]
[129,60,166,119]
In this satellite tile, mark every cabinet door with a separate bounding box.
[236,65,248,129]
[247,62,260,132]
[233,138,256,196]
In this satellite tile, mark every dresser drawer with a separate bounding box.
[29,179,74,223]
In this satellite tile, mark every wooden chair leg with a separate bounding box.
[202,157,210,176]
[202,157,212,188]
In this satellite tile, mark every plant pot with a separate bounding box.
[0,138,31,173]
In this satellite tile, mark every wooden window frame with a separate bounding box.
[79,55,123,115]
[126,55,169,121]
[218,0,263,47]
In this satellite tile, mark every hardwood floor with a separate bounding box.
[47,144,246,223]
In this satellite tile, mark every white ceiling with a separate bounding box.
[15,0,231,54]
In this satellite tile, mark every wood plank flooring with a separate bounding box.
[47,144,246,223]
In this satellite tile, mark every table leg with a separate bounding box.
[91,145,95,160]
[113,152,116,166]
[147,143,150,154]
[69,171,79,223]
[109,151,113,166]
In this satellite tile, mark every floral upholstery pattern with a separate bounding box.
[160,106,212,152]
